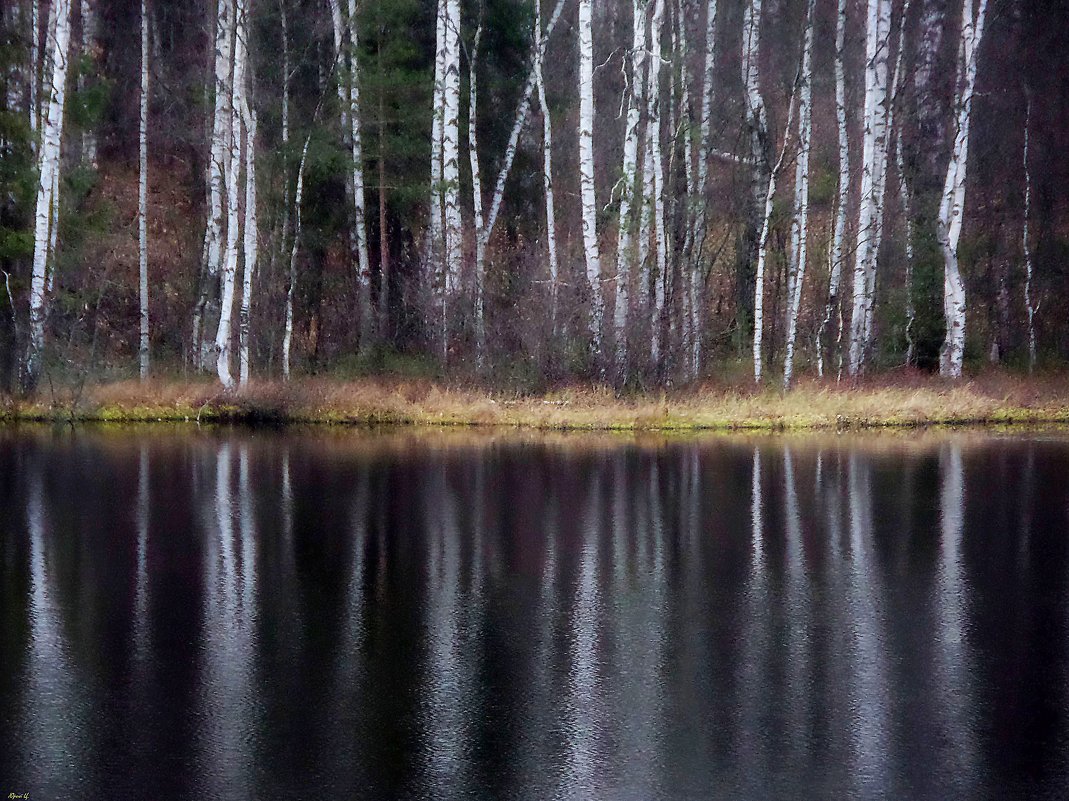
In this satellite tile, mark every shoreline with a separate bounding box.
[5,374,1069,431]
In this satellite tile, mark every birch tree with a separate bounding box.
[346,0,372,346]
[468,21,486,359]
[138,0,149,379]
[441,0,463,314]
[752,79,798,384]
[577,0,603,359]
[193,0,235,371]
[1022,92,1036,372]
[25,0,72,386]
[283,136,311,381]
[215,0,247,389]
[937,0,989,378]
[644,0,667,368]
[78,0,98,166]
[847,0,892,377]
[533,0,559,335]
[614,0,648,373]
[782,0,814,390]
[818,0,850,379]
[238,89,257,386]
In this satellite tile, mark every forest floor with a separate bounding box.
[5,369,1069,431]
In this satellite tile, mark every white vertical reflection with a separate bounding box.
[783,448,812,755]
[845,454,889,795]
[562,466,603,798]
[25,464,85,793]
[935,443,976,790]
[201,443,258,795]
[133,445,150,664]
[735,446,771,777]
[611,459,669,796]
[422,460,470,795]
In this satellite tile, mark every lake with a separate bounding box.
[1,426,1067,799]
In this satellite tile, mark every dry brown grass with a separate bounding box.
[6,369,1069,431]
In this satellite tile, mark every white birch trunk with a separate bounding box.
[215,0,245,389]
[886,0,914,365]
[646,0,667,367]
[783,0,814,390]
[469,23,486,358]
[533,0,559,335]
[29,0,39,146]
[481,0,568,247]
[195,0,234,370]
[847,0,891,377]
[238,104,257,387]
[428,0,446,274]
[741,0,767,205]
[138,0,149,380]
[578,0,603,356]
[283,136,311,381]
[78,0,97,167]
[694,0,717,247]
[614,0,647,371]
[937,0,988,378]
[818,0,850,379]
[441,0,463,307]
[752,83,798,384]
[26,0,71,385]
[346,0,372,346]
[1023,93,1036,372]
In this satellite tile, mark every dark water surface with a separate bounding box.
[2,426,1069,800]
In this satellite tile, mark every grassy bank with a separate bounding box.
[5,370,1069,430]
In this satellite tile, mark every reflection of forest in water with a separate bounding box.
[0,427,1067,800]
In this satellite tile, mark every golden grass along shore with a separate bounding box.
[5,371,1069,430]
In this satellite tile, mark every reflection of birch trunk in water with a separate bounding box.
[564,467,602,795]
[134,446,151,662]
[26,462,87,791]
[935,442,977,790]
[846,454,889,794]
[422,461,470,795]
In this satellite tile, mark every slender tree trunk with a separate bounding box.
[346,0,372,347]
[937,0,988,378]
[469,22,486,361]
[614,0,647,374]
[25,0,72,387]
[783,0,814,390]
[427,0,446,279]
[646,0,667,369]
[1023,92,1036,372]
[481,0,568,247]
[195,0,234,371]
[577,0,603,359]
[138,0,150,380]
[78,0,97,167]
[215,0,244,389]
[283,137,311,381]
[533,0,559,337]
[847,0,892,377]
[441,0,463,319]
[884,1,917,366]
[29,0,39,147]
[740,0,768,337]
[752,81,798,384]
[238,102,257,387]
[818,0,850,379]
